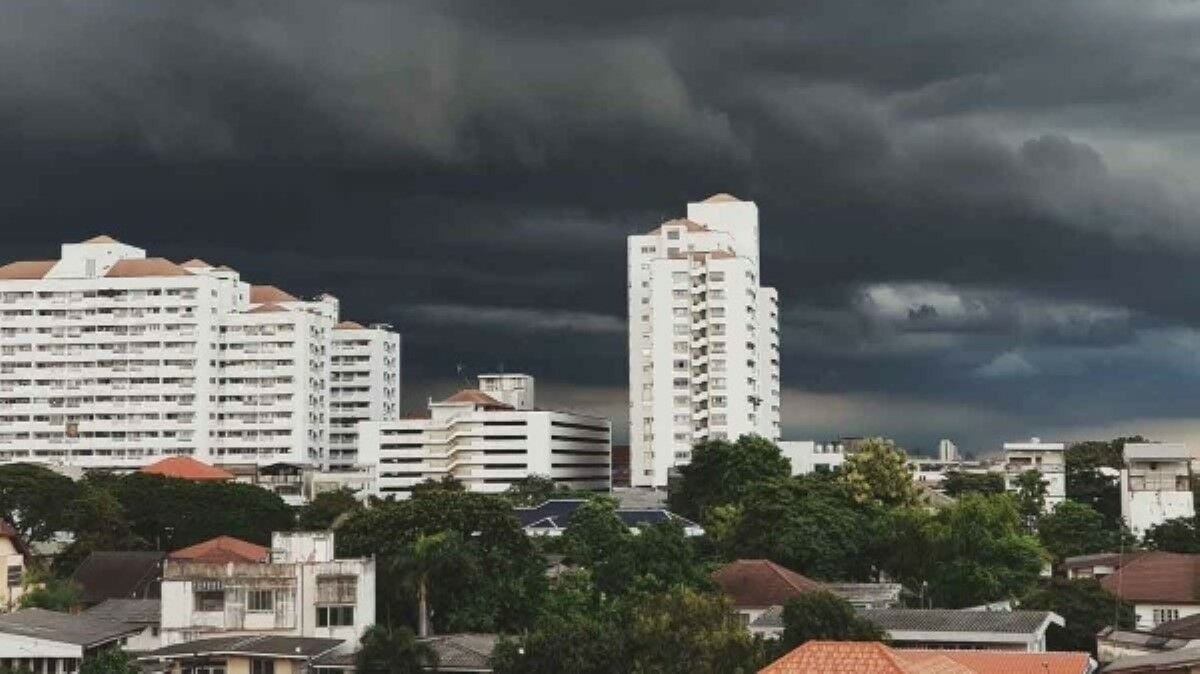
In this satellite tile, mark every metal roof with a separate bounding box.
[0,608,142,647]
[144,635,344,659]
[83,599,161,626]
[513,499,698,530]
[858,609,1061,635]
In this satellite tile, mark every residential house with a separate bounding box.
[70,551,164,607]
[0,608,143,673]
[159,531,374,647]
[81,599,161,653]
[758,640,1092,673]
[142,635,343,674]
[1100,552,1200,630]
[1065,552,1136,580]
[0,521,29,612]
[514,499,703,537]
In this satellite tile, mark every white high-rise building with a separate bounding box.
[359,374,611,498]
[938,439,959,463]
[0,236,398,474]
[329,322,400,470]
[1121,442,1194,537]
[627,194,781,488]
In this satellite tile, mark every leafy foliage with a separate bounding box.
[298,488,363,530]
[1038,501,1130,566]
[625,586,766,674]
[941,471,1005,498]
[0,463,79,543]
[1143,516,1200,553]
[1066,438,1139,527]
[840,439,919,508]
[1021,578,1134,654]
[1014,470,1048,533]
[80,648,140,674]
[356,624,438,674]
[668,436,790,523]
[779,591,887,651]
[20,576,81,611]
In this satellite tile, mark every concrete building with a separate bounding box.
[1002,437,1066,509]
[328,321,400,470]
[359,375,611,498]
[0,237,398,479]
[938,439,959,463]
[160,531,374,647]
[627,194,781,487]
[779,440,845,475]
[1122,442,1194,537]
[478,373,534,411]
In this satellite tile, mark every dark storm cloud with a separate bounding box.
[5,0,1200,450]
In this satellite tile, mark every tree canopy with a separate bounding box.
[1038,501,1129,566]
[779,591,887,652]
[941,471,1005,498]
[1143,516,1200,553]
[840,439,919,508]
[1021,578,1134,654]
[668,436,790,523]
[355,624,438,674]
[297,488,363,530]
[1065,438,1138,527]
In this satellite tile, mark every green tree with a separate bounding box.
[1021,578,1134,654]
[1066,438,1139,527]
[1014,470,1048,533]
[20,576,81,611]
[1038,501,1128,566]
[942,471,1005,498]
[356,624,438,674]
[779,591,887,651]
[626,586,766,674]
[866,506,936,588]
[840,439,919,508]
[0,463,79,543]
[298,489,362,530]
[54,483,148,575]
[408,476,466,498]
[1143,516,1200,553]
[668,436,790,522]
[80,647,140,674]
[730,475,873,580]
[926,494,1047,607]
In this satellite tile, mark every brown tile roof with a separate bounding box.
[140,456,235,481]
[106,258,191,278]
[334,320,365,330]
[0,260,56,280]
[1101,551,1200,604]
[759,641,916,674]
[81,235,120,244]
[441,389,513,409]
[180,259,212,269]
[250,285,298,304]
[648,218,712,235]
[896,650,1091,674]
[169,536,269,564]
[760,642,1091,674]
[70,551,165,604]
[247,303,289,314]
[712,559,827,609]
[702,193,741,203]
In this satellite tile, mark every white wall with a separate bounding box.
[1133,603,1200,631]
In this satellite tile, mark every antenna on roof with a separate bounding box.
[456,363,470,386]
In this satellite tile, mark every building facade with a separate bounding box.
[0,237,398,476]
[627,194,781,487]
[1002,437,1066,509]
[1122,442,1194,537]
[778,440,845,475]
[328,322,400,470]
[359,375,611,498]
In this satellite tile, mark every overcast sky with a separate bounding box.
[6,1,1200,455]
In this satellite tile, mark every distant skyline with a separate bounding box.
[5,2,1200,454]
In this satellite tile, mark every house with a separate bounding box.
[758,640,1093,673]
[857,608,1066,652]
[82,599,161,652]
[0,521,29,611]
[169,536,270,564]
[70,550,165,606]
[0,608,144,673]
[513,499,703,537]
[1121,443,1195,537]
[139,456,236,482]
[310,634,499,673]
[1103,647,1200,673]
[1100,552,1200,630]
[1065,552,1136,580]
[141,635,344,674]
[159,531,374,647]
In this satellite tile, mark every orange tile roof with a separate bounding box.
[180,259,212,269]
[169,535,269,564]
[761,643,1092,674]
[247,303,289,314]
[713,559,827,609]
[249,285,298,304]
[1101,551,1200,604]
[896,650,1091,674]
[441,389,513,409]
[701,193,741,203]
[759,642,917,674]
[140,456,235,481]
[81,234,120,244]
[106,258,191,278]
[648,218,712,235]
[0,260,56,280]
[334,320,365,330]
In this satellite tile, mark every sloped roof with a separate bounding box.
[105,258,191,278]
[1100,551,1200,604]
[759,641,1091,674]
[648,218,712,235]
[179,258,212,269]
[249,284,299,304]
[140,456,235,481]
[896,650,1090,674]
[423,633,498,670]
[712,559,827,609]
[247,303,289,314]
[0,260,57,280]
[758,641,917,674]
[1153,612,1200,639]
[81,235,120,244]
[146,635,344,659]
[702,193,741,203]
[0,608,143,647]
[441,389,513,409]
[70,551,164,604]
[169,536,269,564]
[1105,647,1200,673]
[83,599,161,626]
[334,320,365,330]
[826,583,905,607]
[513,499,699,532]
[859,609,1059,635]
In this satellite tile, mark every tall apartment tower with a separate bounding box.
[329,322,401,470]
[627,194,781,488]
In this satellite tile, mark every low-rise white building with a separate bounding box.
[1003,437,1066,509]
[778,440,845,475]
[159,531,374,647]
[1121,442,1194,537]
[360,375,611,498]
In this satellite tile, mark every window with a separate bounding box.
[247,589,274,612]
[194,590,225,612]
[667,230,680,240]
[672,272,688,283]
[1154,608,1181,625]
[317,576,357,604]
[317,605,355,627]
[250,661,274,674]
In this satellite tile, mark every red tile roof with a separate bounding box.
[760,643,1091,674]
[247,303,289,314]
[169,536,269,564]
[441,389,513,409]
[701,193,742,203]
[0,260,56,280]
[249,285,298,304]
[180,259,212,269]
[82,235,120,244]
[712,559,827,609]
[140,456,235,481]
[334,321,365,330]
[106,258,191,278]
[1101,551,1200,604]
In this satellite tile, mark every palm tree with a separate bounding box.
[390,532,471,636]
[356,623,439,674]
